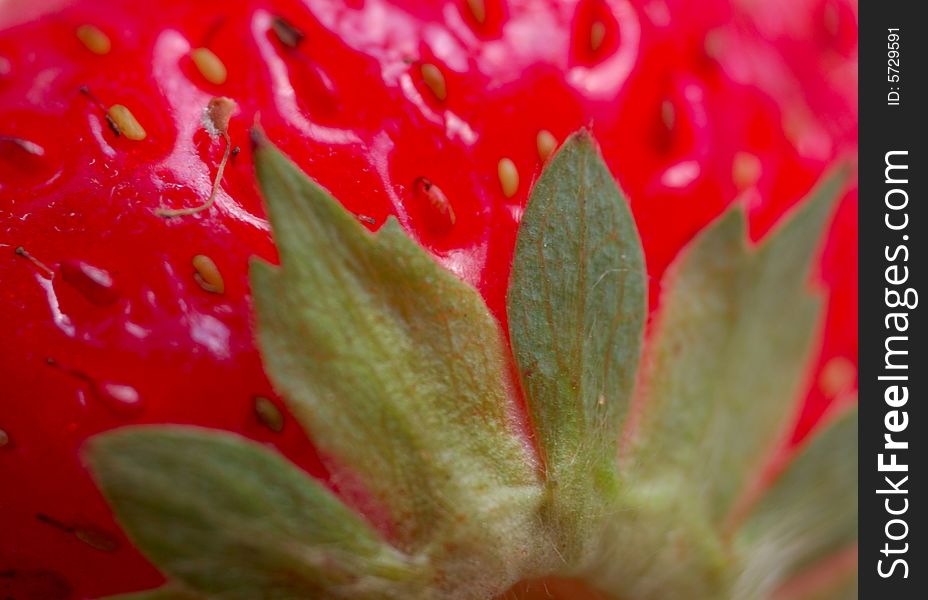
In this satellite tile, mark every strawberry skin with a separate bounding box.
[0,1,856,598]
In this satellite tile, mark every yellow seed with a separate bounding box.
[590,20,606,52]
[466,0,487,24]
[271,16,305,48]
[107,105,146,141]
[536,130,557,161]
[74,526,119,552]
[661,100,675,130]
[0,428,9,447]
[254,396,285,432]
[819,357,856,398]
[704,29,724,60]
[823,2,839,37]
[498,158,519,198]
[732,151,762,189]
[421,63,447,102]
[76,24,111,55]
[192,255,224,294]
[191,48,228,85]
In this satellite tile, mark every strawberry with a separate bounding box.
[0,1,856,599]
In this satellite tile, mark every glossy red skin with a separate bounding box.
[0,0,856,597]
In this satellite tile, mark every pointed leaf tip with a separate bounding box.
[249,136,545,592]
[86,427,420,598]
[629,166,846,526]
[507,129,646,555]
[249,125,267,149]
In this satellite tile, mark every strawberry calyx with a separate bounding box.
[86,130,855,600]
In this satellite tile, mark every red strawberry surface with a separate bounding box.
[0,0,856,598]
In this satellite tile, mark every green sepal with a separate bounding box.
[584,169,849,600]
[734,408,858,599]
[249,133,546,592]
[86,427,421,599]
[628,169,845,524]
[507,131,646,558]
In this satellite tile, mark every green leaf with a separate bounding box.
[87,427,420,599]
[250,134,545,588]
[734,408,858,599]
[506,131,646,554]
[628,170,845,524]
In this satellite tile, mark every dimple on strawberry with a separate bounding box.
[0,1,857,599]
